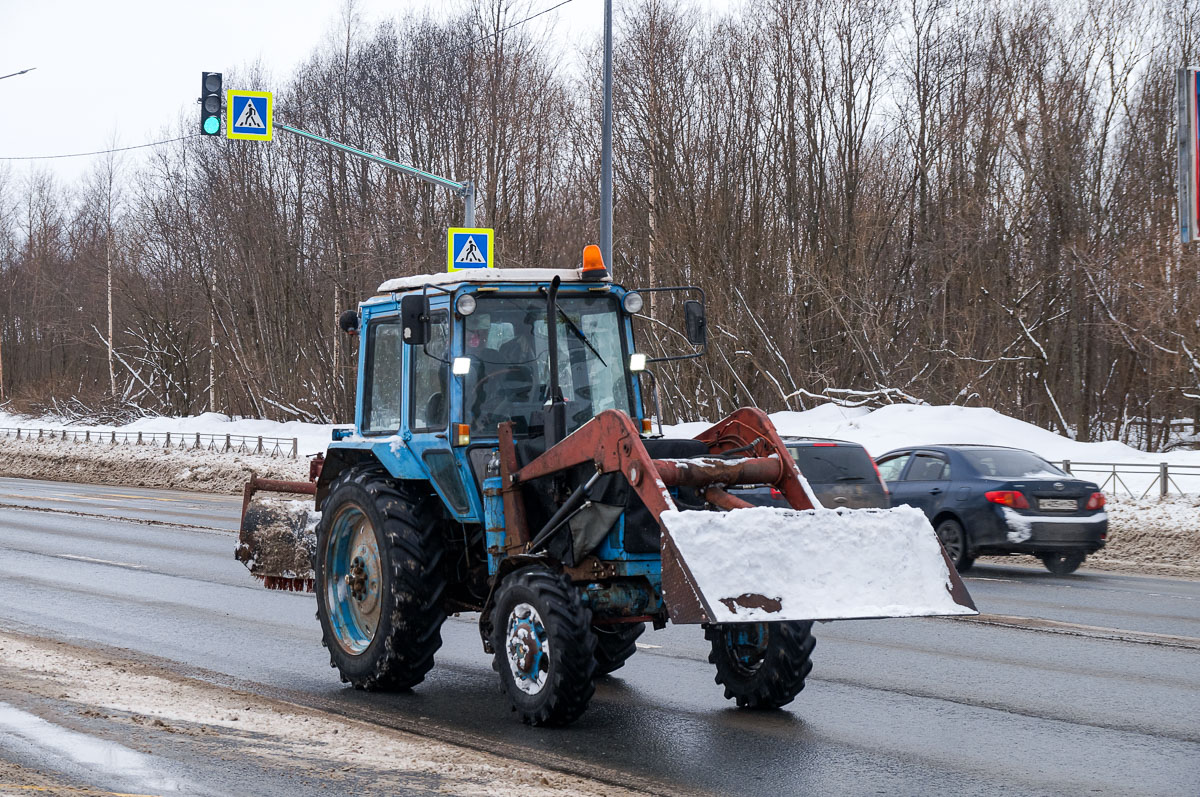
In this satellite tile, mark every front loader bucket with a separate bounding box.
[659,505,976,624]
[235,472,321,591]
[236,496,319,591]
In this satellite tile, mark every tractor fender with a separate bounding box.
[315,447,385,511]
[477,554,562,653]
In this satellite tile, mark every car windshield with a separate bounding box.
[962,449,1066,479]
[461,294,633,435]
[789,445,878,485]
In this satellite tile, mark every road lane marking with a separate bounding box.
[54,554,145,570]
[90,492,185,503]
[0,501,232,533]
[964,577,1019,583]
[0,786,161,796]
[952,613,1200,650]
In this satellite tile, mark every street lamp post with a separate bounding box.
[600,0,613,269]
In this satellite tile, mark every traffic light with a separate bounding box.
[200,72,222,135]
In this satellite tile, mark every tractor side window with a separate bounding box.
[363,319,404,434]
[905,453,949,481]
[875,454,911,482]
[410,310,450,432]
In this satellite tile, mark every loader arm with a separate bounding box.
[499,409,976,625]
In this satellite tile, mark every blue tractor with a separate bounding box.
[237,249,975,726]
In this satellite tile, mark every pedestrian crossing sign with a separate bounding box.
[226,90,273,141]
[447,228,494,271]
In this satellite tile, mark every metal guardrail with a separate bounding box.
[0,426,298,458]
[1055,460,1200,499]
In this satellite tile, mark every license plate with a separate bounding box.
[1038,498,1077,511]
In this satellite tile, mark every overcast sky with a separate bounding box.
[0,0,620,187]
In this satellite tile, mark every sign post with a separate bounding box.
[208,81,478,226]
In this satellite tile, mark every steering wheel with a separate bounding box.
[470,367,531,396]
[468,367,537,428]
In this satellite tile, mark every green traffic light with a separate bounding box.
[203,117,220,135]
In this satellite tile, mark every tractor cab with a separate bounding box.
[340,265,678,527]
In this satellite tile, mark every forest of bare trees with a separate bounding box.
[2,0,1200,449]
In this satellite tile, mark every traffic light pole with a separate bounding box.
[277,123,476,226]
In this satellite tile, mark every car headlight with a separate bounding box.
[622,291,644,314]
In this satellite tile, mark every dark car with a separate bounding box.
[874,445,1107,575]
[736,437,890,509]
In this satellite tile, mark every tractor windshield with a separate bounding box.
[462,294,633,435]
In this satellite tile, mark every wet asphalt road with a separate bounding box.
[0,476,1198,795]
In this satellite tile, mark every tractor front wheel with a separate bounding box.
[315,467,447,691]
[706,621,815,709]
[490,569,597,726]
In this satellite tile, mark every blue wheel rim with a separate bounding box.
[724,623,768,675]
[504,602,550,694]
[325,504,382,655]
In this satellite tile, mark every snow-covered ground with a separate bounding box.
[4,403,1197,464]
[0,410,339,460]
[3,403,1198,495]
[2,403,1197,575]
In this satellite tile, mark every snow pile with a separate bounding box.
[1092,496,1200,574]
[0,410,339,458]
[5,402,1197,469]
[668,404,1200,466]
[0,434,306,492]
[661,504,974,622]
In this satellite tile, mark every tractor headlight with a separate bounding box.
[455,293,477,317]
[622,291,644,314]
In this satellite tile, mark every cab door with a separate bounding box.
[402,304,477,521]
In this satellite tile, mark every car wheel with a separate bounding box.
[935,518,974,573]
[1040,551,1086,575]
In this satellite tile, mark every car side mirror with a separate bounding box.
[684,300,706,346]
[401,294,430,345]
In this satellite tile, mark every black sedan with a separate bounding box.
[874,445,1107,575]
[735,437,890,509]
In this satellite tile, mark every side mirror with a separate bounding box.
[684,300,706,346]
[401,294,431,345]
[338,309,359,336]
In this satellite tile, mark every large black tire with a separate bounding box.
[490,569,597,726]
[1040,550,1086,575]
[706,621,815,709]
[593,622,645,675]
[315,466,446,691]
[935,517,975,573]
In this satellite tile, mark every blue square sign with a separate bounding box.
[226,90,273,141]
[448,228,494,271]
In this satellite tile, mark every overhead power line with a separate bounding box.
[481,0,575,45]
[0,67,36,81]
[0,0,577,162]
[0,134,202,161]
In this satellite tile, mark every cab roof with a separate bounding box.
[376,267,610,295]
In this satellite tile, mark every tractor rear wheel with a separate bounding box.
[490,568,597,726]
[593,622,645,675]
[706,621,815,709]
[315,466,446,691]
